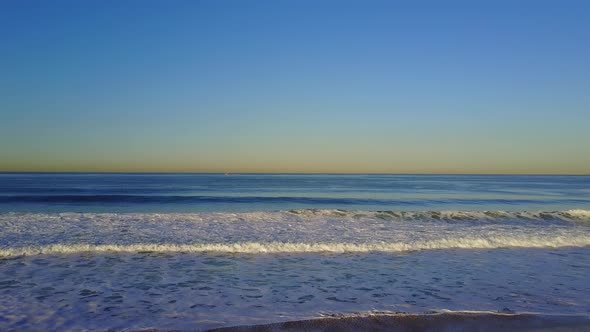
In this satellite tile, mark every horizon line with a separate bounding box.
[1,171,589,176]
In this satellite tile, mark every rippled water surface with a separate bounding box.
[1,248,589,330]
[1,173,589,212]
[0,174,589,331]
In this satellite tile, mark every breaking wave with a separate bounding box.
[1,209,589,258]
[2,234,590,258]
[286,208,590,222]
[2,208,590,222]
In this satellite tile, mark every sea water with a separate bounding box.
[0,173,589,330]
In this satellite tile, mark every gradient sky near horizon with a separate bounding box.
[1,0,589,174]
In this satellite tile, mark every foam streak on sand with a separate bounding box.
[2,234,590,257]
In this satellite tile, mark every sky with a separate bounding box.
[1,0,589,174]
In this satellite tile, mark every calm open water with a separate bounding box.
[1,173,589,212]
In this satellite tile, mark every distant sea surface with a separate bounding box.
[0,173,589,331]
[1,173,590,212]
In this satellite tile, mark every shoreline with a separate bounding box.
[206,312,590,332]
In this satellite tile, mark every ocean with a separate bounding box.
[0,173,589,331]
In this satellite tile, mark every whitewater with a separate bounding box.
[1,209,589,330]
[1,209,590,258]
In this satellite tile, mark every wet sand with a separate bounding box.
[208,312,590,332]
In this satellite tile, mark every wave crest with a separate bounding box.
[287,209,590,222]
[2,234,590,258]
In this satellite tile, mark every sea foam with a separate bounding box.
[1,235,590,257]
[0,209,589,258]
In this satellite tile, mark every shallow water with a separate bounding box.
[1,248,589,330]
[0,210,589,330]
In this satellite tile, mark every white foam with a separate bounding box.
[3,208,590,223]
[1,210,589,258]
[566,209,590,219]
[2,233,590,257]
[298,209,590,222]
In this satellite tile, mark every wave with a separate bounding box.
[287,208,590,222]
[1,209,588,258]
[208,311,590,332]
[2,208,590,222]
[2,234,590,257]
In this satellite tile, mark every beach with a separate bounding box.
[210,312,590,332]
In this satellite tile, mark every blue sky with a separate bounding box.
[1,0,589,173]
